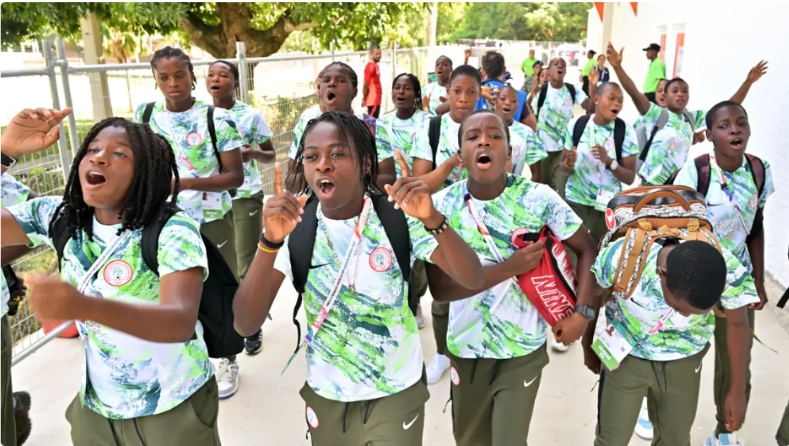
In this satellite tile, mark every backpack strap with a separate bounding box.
[613,118,625,163]
[287,197,319,352]
[694,154,711,197]
[744,153,765,199]
[565,83,576,103]
[206,106,223,171]
[536,83,549,118]
[140,205,180,275]
[428,115,442,171]
[640,108,669,162]
[371,194,411,281]
[142,102,156,125]
[571,115,591,149]
[50,211,70,272]
[682,110,696,133]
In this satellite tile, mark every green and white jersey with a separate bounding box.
[536,83,588,153]
[376,110,431,178]
[422,82,447,115]
[273,203,439,402]
[1,173,30,316]
[673,154,774,273]
[8,196,211,419]
[509,121,548,177]
[133,100,243,224]
[410,114,466,191]
[227,101,272,199]
[592,238,759,361]
[637,102,706,185]
[562,115,639,207]
[433,176,582,359]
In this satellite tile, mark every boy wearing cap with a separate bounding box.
[643,43,666,104]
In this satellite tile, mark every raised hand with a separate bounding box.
[1,107,73,159]
[589,67,600,85]
[464,48,472,60]
[385,177,440,223]
[262,163,308,243]
[394,149,412,178]
[746,60,768,84]
[606,43,623,68]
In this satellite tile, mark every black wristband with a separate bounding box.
[1,153,16,169]
[424,215,449,236]
[260,232,285,249]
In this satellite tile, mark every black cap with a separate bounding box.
[643,43,661,52]
[532,60,544,68]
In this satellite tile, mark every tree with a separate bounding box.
[1,2,424,58]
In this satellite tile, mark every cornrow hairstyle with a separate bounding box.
[392,73,424,111]
[458,109,511,148]
[706,100,748,129]
[49,118,180,241]
[449,65,482,88]
[322,61,359,89]
[664,77,688,92]
[665,241,727,310]
[288,111,382,196]
[151,46,196,90]
[436,55,453,68]
[209,59,240,82]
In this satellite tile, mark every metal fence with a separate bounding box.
[1,38,579,364]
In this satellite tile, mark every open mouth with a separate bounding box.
[317,179,336,199]
[731,138,744,150]
[502,107,512,113]
[611,108,621,116]
[326,92,337,102]
[210,85,222,92]
[395,96,406,103]
[85,171,107,187]
[476,153,492,170]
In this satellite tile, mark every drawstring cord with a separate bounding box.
[108,419,121,446]
[134,419,148,446]
[342,402,349,433]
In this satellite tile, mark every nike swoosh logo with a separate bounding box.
[524,377,537,388]
[403,415,419,430]
[309,263,329,269]
[217,240,228,249]
[695,363,702,374]
[707,203,723,207]
[249,209,259,217]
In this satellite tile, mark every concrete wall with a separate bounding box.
[588,2,789,286]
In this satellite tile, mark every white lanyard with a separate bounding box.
[163,111,200,178]
[709,155,751,234]
[303,196,373,345]
[588,117,614,182]
[461,180,520,292]
[77,232,132,294]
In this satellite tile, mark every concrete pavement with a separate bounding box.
[11,278,789,445]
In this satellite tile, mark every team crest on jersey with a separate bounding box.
[103,260,134,287]
[369,247,393,272]
[604,139,614,152]
[511,228,529,245]
[306,406,319,428]
[185,132,203,147]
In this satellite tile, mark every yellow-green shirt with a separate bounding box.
[582,58,596,76]
[521,57,538,76]
[643,58,666,93]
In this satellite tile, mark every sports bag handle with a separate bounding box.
[633,190,692,213]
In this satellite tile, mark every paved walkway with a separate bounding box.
[12,278,789,445]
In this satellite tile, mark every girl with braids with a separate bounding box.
[1,109,219,445]
[207,60,275,356]
[286,62,396,191]
[377,73,429,180]
[134,46,245,400]
[234,111,482,446]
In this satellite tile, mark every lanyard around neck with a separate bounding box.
[77,231,132,294]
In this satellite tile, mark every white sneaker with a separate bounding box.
[550,336,570,352]
[703,429,746,446]
[634,397,653,440]
[426,354,450,384]
[415,304,426,329]
[216,358,239,399]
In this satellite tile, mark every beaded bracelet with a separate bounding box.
[424,215,449,236]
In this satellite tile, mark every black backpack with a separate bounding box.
[287,194,413,351]
[428,115,442,171]
[50,205,243,358]
[571,114,626,164]
[142,102,237,198]
[664,153,766,244]
[536,82,577,118]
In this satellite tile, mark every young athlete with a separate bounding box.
[1,110,217,445]
[410,64,482,384]
[605,43,767,185]
[585,235,758,446]
[428,109,599,445]
[561,82,638,244]
[286,62,395,191]
[534,58,595,193]
[423,56,453,115]
[207,60,276,356]
[134,46,244,400]
[672,101,774,445]
[233,111,483,446]
[493,84,547,181]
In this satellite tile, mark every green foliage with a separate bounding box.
[437,3,471,44]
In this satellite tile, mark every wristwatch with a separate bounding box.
[1,153,17,169]
[573,305,596,320]
[608,159,620,171]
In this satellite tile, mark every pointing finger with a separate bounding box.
[274,163,284,194]
[395,149,411,178]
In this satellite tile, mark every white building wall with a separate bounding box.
[588,2,789,286]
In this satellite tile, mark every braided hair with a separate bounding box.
[209,59,240,81]
[150,46,196,90]
[322,61,359,89]
[288,111,381,196]
[392,73,424,111]
[49,118,180,240]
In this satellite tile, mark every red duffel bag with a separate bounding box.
[512,226,577,326]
